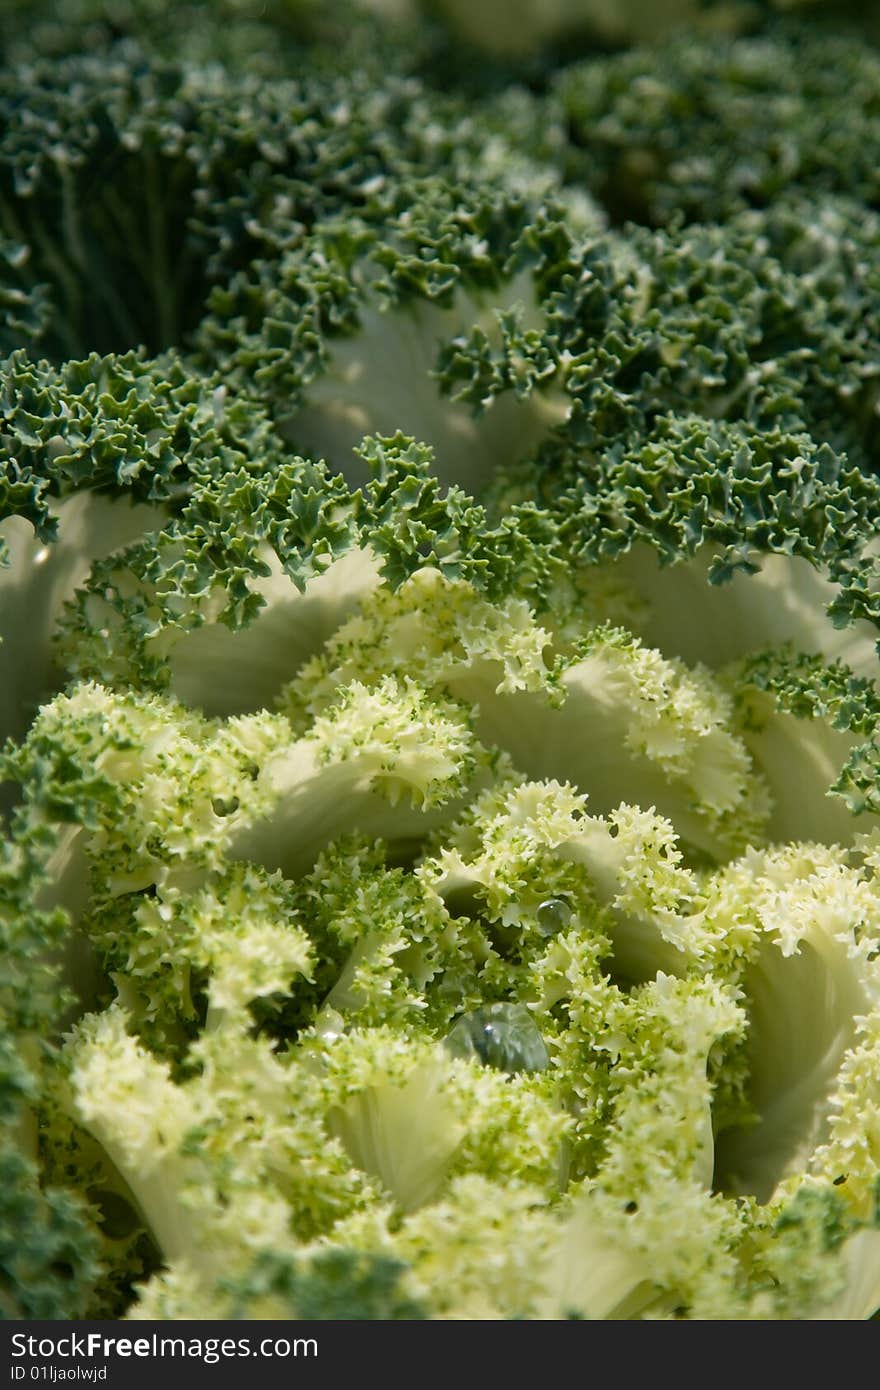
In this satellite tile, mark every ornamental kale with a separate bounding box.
[3,0,880,1322]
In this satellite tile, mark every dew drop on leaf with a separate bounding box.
[443,1002,549,1073]
[536,896,571,936]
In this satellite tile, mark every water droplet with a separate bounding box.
[315,1007,346,1044]
[536,897,571,936]
[444,1003,549,1074]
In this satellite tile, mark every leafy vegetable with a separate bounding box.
[3,0,880,1323]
